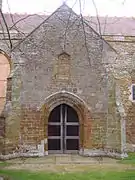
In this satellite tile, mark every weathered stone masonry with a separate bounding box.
[105,36,135,148]
[1,4,135,158]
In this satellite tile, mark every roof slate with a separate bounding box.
[0,12,135,36]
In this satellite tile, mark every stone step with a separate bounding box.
[55,155,97,164]
[6,154,118,164]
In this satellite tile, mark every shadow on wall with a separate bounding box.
[0,52,10,115]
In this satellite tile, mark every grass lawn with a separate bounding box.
[0,153,134,180]
[0,161,10,168]
[0,169,135,180]
[118,153,135,164]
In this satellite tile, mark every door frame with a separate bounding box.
[42,91,92,155]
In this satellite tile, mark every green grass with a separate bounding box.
[119,153,135,164]
[0,153,134,180]
[0,161,10,168]
[0,170,135,180]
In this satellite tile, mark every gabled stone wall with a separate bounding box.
[1,4,123,158]
[1,5,135,157]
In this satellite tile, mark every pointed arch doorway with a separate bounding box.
[48,104,79,154]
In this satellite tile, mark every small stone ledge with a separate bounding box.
[79,149,128,159]
[0,139,46,160]
[126,143,135,152]
[0,149,49,160]
[0,149,128,160]
[0,153,40,160]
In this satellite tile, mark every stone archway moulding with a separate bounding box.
[40,91,92,155]
[41,90,89,112]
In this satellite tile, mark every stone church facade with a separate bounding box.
[0,4,135,159]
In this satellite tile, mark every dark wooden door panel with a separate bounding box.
[48,139,61,150]
[48,104,79,153]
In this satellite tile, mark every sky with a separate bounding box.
[2,0,135,17]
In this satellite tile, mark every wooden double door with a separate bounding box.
[48,104,79,153]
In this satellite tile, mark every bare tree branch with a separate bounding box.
[63,0,78,50]
[102,15,108,35]
[91,0,102,37]
[6,0,29,36]
[0,22,10,48]
[0,8,13,49]
[78,0,91,66]
[9,14,44,31]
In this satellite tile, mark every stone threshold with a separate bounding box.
[0,149,128,160]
